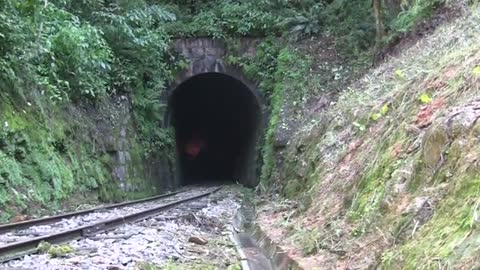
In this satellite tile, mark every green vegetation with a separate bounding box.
[259,49,312,186]
[0,96,116,221]
[1,4,452,268]
[37,241,74,258]
[160,0,446,57]
[264,7,480,268]
[227,38,312,187]
[163,1,283,38]
[0,0,181,219]
[0,0,445,213]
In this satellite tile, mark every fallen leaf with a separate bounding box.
[188,236,208,245]
[419,93,432,104]
[472,66,480,76]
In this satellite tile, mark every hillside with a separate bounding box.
[258,4,480,269]
[1,0,479,268]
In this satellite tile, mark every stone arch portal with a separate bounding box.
[164,38,264,187]
[168,72,262,187]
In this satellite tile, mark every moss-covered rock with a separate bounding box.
[0,91,168,221]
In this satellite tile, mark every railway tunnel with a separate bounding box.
[168,72,262,187]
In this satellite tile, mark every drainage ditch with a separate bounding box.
[230,202,302,270]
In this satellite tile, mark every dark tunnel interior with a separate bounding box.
[169,73,261,186]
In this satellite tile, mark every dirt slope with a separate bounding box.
[259,8,480,269]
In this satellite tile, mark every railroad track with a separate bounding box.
[0,186,221,263]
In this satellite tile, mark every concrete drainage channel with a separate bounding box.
[230,204,302,270]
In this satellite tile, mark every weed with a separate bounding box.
[37,241,74,258]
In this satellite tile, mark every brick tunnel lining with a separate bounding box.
[169,73,261,186]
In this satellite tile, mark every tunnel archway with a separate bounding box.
[168,72,262,187]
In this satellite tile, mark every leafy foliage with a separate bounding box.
[47,22,112,101]
[282,2,324,40]
[162,0,284,38]
[322,0,376,55]
[0,0,447,221]
[91,2,179,156]
[389,0,444,34]
[0,1,112,102]
[0,0,180,219]
[228,38,282,97]
[1,0,447,104]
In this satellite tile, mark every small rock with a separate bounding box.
[120,256,133,265]
[188,236,208,245]
[404,197,430,215]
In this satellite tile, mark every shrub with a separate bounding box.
[48,23,112,101]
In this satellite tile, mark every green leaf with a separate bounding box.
[380,104,389,115]
[419,93,432,104]
[472,66,480,76]
[371,113,382,121]
[394,69,406,79]
[353,121,366,131]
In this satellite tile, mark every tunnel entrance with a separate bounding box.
[169,73,261,186]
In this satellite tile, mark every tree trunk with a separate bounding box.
[373,0,386,64]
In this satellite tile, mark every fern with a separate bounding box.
[390,0,443,33]
[126,5,176,24]
[283,3,324,40]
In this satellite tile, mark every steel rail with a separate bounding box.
[0,189,187,235]
[0,187,221,263]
